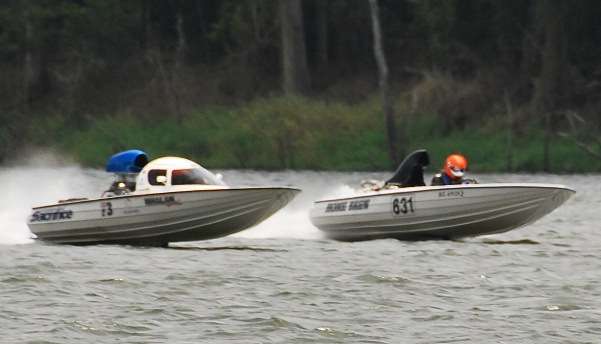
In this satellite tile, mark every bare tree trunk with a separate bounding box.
[141,0,152,54]
[154,52,181,121]
[368,0,401,166]
[23,4,34,115]
[543,111,551,170]
[143,2,182,121]
[174,4,187,71]
[171,3,186,122]
[533,0,566,172]
[280,0,310,95]
[316,0,329,68]
[504,91,514,171]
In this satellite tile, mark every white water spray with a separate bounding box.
[234,171,361,240]
[0,153,106,245]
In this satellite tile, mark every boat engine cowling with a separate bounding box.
[106,149,149,173]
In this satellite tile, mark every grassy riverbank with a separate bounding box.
[26,96,601,173]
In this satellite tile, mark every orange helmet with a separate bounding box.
[444,154,468,179]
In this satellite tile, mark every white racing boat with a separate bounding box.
[28,150,300,246]
[309,150,575,241]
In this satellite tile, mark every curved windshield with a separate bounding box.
[171,168,225,186]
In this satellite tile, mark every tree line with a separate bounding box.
[1,0,600,167]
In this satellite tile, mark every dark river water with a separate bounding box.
[1,162,600,343]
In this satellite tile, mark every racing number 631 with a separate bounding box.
[392,197,414,215]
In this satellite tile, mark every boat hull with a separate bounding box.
[29,187,300,246]
[309,184,574,241]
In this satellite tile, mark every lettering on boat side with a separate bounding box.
[144,196,181,207]
[325,202,347,213]
[123,208,140,214]
[101,201,113,217]
[438,190,464,198]
[348,199,370,210]
[31,208,73,222]
[325,200,370,213]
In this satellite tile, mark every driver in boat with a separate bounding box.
[431,153,478,186]
[106,180,131,196]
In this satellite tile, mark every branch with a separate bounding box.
[558,132,601,161]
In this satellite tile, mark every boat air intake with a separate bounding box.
[105,149,149,173]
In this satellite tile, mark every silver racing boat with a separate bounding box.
[310,150,575,241]
[28,150,300,246]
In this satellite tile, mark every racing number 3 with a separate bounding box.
[101,202,113,217]
[393,197,414,215]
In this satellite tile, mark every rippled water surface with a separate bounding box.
[2,163,600,343]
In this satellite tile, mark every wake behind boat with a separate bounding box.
[28,150,300,246]
[309,150,575,241]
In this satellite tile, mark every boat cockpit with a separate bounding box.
[103,150,226,197]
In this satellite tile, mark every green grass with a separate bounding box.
[27,96,601,173]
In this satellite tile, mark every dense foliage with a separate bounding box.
[1,0,600,171]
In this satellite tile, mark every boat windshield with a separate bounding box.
[171,168,225,186]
